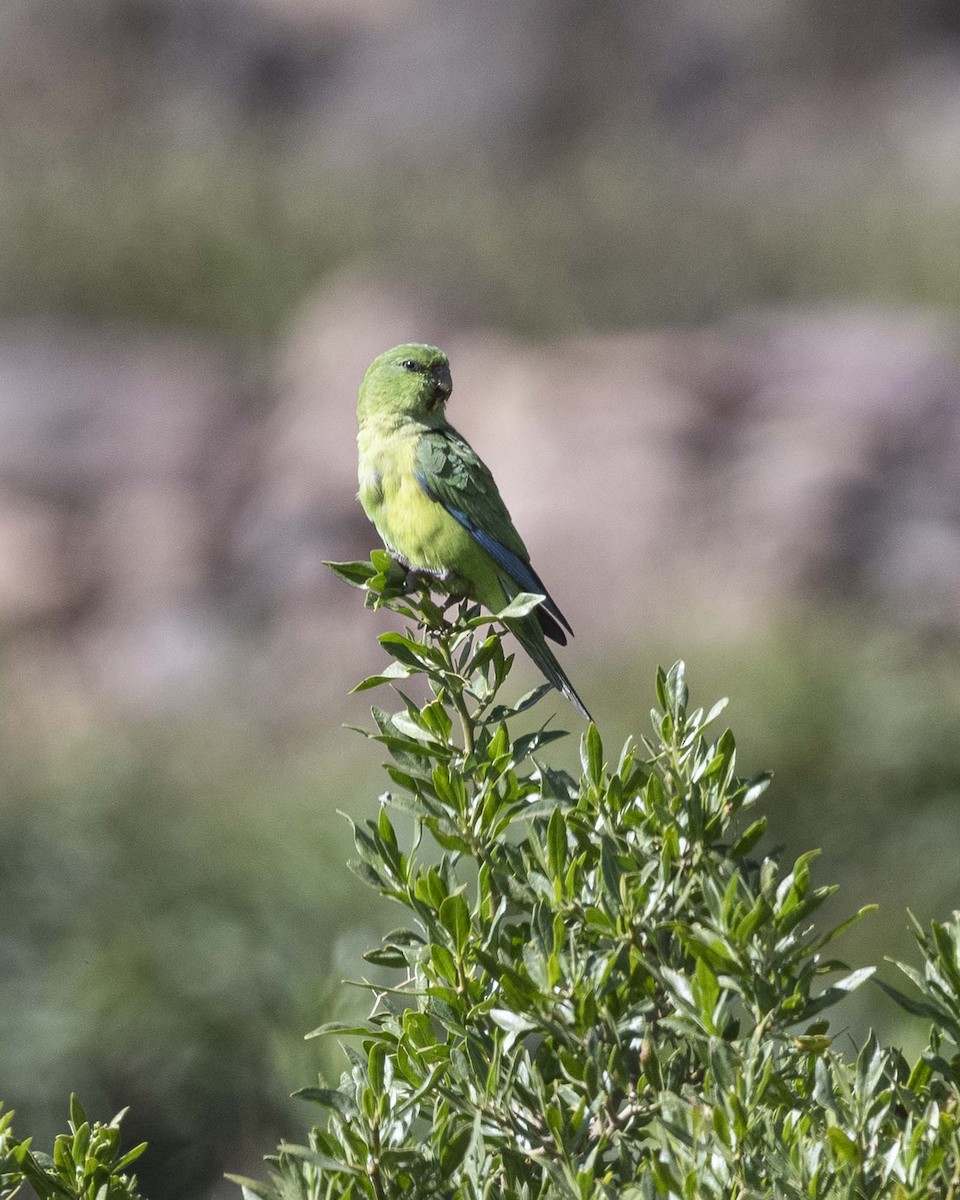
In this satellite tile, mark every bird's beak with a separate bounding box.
[432,363,453,401]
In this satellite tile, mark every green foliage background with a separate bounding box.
[4,137,960,339]
[0,720,383,1197]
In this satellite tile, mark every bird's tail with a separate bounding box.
[506,616,592,722]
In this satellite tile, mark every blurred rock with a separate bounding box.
[6,0,952,158]
[0,494,73,620]
[264,287,960,663]
[0,322,252,711]
[1,298,960,719]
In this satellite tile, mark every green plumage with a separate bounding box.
[356,343,590,720]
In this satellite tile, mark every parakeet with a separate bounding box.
[356,342,591,720]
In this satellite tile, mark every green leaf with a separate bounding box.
[712,1103,731,1148]
[664,660,688,724]
[826,1126,860,1165]
[351,661,414,692]
[304,1022,372,1039]
[514,728,567,762]
[378,632,434,669]
[488,683,554,722]
[439,1124,473,1174]
[391,711,443,745]
[430,944,459,985]
[534,765,578,802]
[363,945,408,968]
[600,836,621,898]
[439,894,472,955]
[70,1121,89,1163]
[401,1010,437,1048]
[111,1142,148,1173]
[931,920,960,995]
[486,723,509,763]
[279,1144,364,1175]
[703,697,729,726]
[581,723,603,786]
[367,1042,386,1093]
[803,966,876,1018]
[324,558,377,588]
[731,818,766,858]
[816,1056,835,1108]
[875,979,957,1031]
[291,1087,351,1113]
[857,1032,887,1098]
[693,957,720,1032]
[68,1096,87,1133]
[224,1175,277,1200]
[347,857,384,890]
[495,592,546,620]
[655,665,668,711]
[547,806,567,878]
[661,966,695,1009]
[813,904,879,952]
[742,772,772,806]
[489,1010,537,1035]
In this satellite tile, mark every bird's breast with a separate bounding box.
[357,424,453,569]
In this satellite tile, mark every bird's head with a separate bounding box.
[357,343,453,425]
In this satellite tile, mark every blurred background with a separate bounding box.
[2,0,960,1195]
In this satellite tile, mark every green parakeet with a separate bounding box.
[357,343,591,720]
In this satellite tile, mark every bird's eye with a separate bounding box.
[400,359,420,372]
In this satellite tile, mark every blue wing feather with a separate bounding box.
[451,508,540,594]
[416,467,572,643]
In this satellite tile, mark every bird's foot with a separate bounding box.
[401,566,448,596]
[390,556,457,597]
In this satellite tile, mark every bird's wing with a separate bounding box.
[415,428,574,641]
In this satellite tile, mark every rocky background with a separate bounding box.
[3,3,960,1198]
[5,297,960,720]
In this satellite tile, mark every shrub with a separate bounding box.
[231,557,960,1199]
[8,557,960,1198]
[0,1095,145,1199]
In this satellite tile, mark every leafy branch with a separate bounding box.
[0,1096,145,1200]
[9,554,960,1199]
[235,558,919,1200]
